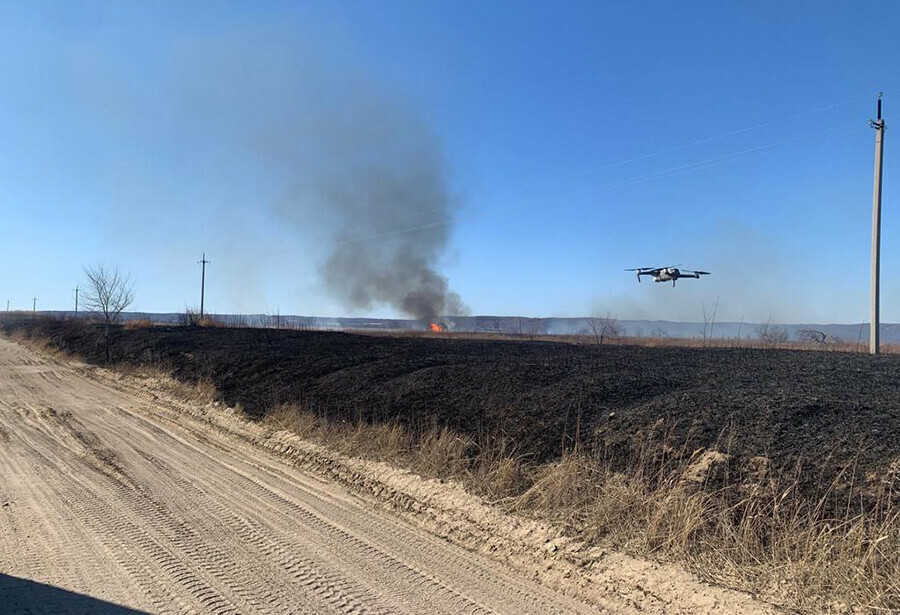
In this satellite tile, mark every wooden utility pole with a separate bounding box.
[32,297,37,313]
[199,253,209,320]
[74,286,79,315]
[870,93,886,354]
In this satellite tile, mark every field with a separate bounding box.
[4,318,900,611]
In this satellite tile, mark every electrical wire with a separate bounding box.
[334,121,869,245]
[338,92,880,234]
[509,93,872,193]
[535,120,866,204]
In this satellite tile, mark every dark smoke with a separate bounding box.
[266,60,468,321]
[323,245,466,322]
[163,31,467,320]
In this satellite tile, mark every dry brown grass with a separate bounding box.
[349,328,900,354]
[266,402,900,613]
[192,377,218,404]
[124,319,154,330]
[514,451,900,611]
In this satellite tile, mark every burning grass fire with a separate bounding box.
[429,322,445,333]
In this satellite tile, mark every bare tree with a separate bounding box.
[587,313,622,346]
[701,297,720,346]
[650,326,668,339]
[756,317,788,347]
[798,328,842,347]
[479,318,504,335]
[798,328,827,345]
[297,316,318,331]
[181,306,201,327]
[82,265,134,361]
[523,318,546,341]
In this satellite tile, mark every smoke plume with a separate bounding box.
[260,55,468,321]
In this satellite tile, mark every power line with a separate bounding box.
[511,94,873,194]
[334,122,867,245]
[534,121,866,205]
[335,220,454,245]
[339,92,879,234]
[583,126,868,200]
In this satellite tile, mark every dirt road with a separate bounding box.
[0,338,607,614]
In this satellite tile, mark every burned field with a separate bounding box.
[6,319,900,503]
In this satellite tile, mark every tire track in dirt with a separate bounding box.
[95,378,600,615]
[0,405,143,610]
[85,375,591,614]
[98,406,550,614]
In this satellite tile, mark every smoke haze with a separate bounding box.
[594,221,846,325]
[271,92,468,321]
[211,38,471,321]
[150,30,469,321]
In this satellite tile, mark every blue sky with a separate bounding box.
[0,1,897,322]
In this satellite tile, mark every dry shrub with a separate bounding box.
[268,404,320,436]
[412,427,474,478]
[336,421,413,461]
[465,438,534,503]
[268,404,533,501]
[511,450,900,612]
[695,480,900,610]
[518,454,598,515]
[268,404,410,459]
[193,377,218,404]
[470,456,532,501]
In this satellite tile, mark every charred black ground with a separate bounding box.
[5,319,899,501]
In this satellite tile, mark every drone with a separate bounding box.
[626,266,711,287]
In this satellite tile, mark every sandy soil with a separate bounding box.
[0,338,777,614]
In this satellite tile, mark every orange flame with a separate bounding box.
[429,322,444,333]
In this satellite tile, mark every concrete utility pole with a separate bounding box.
[870,93,886,354]
[199,252,209,320]
[73,286,79,315]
